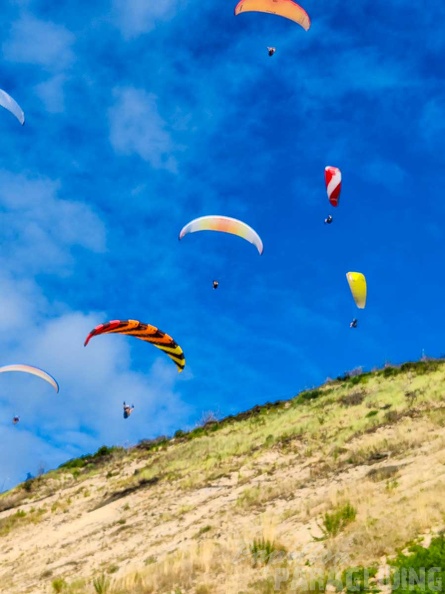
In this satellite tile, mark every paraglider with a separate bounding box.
[234,0,311,30]
[0,364,59,393]
[12,416,20,425]
[179,215,264,255]
[346,272,367,327]
[213,280,219,289]
[84,320,186,372]
[123,402,134,419]
[324,215,333,225]
[325,166,342,208]
[0,89,25,125]
[267,47,276,56]
[346,272,367,309]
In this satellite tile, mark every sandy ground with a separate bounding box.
[1,420,445,594]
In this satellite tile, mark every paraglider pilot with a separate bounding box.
[123,402,134,419]
[267,47,276,57]
[213,280,219,290]
[324,215,333,224]
[12,416,20,425]
[350,319,358,329]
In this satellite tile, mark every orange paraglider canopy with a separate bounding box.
[234,0,310,30]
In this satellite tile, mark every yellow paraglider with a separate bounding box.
[346,272,367,309]
[234,0,311,30]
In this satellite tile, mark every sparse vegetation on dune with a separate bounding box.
[2,359,445,593]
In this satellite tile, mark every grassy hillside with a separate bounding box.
[2,359,445,594]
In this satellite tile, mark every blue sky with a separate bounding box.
[1,0,444,489]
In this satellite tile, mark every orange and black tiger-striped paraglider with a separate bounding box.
[84,320,185,372]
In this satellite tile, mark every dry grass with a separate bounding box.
[237,475,296,508]
[99,364,445,499]
[0,505,46,536]
[3,360,445,594]
[0,490,28,512]
[109,541,230,593]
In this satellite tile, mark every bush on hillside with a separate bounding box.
[390,533,445,594]
[59,445,123,471]
[318,502,357,539]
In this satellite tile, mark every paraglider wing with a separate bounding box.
[0,89,25,125]
[179,215,263,254]
[234,0,310,30]
[325,166,342,207]
[0,364,59,392]
[346,272,367,309]
[84,320,185,372]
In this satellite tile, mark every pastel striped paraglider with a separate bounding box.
[325,166,342,207]
[179,215,264,255]
[0,89,25,125]
[0,364,59,392]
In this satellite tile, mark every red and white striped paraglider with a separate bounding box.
[324,166,342,224]
[325,166,342,207]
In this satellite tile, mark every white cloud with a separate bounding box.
[361,158,407,189]
[112,0,184,39]
[0,171,106,276]
[3,14,75,71]
[0,310,191,490]
[108,87,178,171]
[0,162,191,491]
[34,74,67,113]
[0,274,44,333]
[420,99,445,149]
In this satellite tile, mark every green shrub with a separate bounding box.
[400,362,420,373]
[390,534,445,594]
[348,374,371,386]
[107,565,119,574]
[320,502,357,538]
[93,574,110,594]
[0,508,30,536]
[342,566,378,593]
[137,436,169,450]
[381,366,398,378]
[195,525,212,538]
[51,578,67,593]
[249,538,286,566]
[59,458,87,470]
[189,427,205,438]
[401,359,441,375]
[337,373,351,382]
[374,358,444,381]
[59,445,123,472]
[298,388,324,402]
[22,478,35,492]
